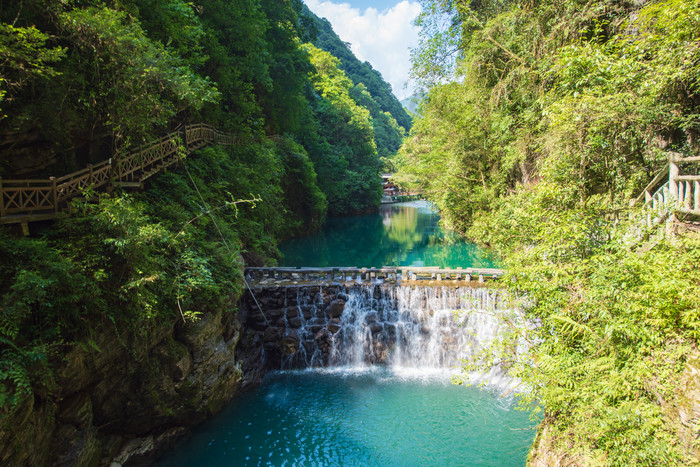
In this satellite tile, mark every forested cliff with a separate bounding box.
[302,4,412,162]
[0,1,407,464]
[397,0,700,464]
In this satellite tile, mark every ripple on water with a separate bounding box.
[155,367,536,467]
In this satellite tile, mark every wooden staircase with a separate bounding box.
[631,152,700,218]
[628,152,700,243]
[0,124,236,228]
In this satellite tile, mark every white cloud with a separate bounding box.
[304,0,421,100]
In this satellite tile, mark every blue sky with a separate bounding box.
[343,0,406,12]
[303,1,422,100]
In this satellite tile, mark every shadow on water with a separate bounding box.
[278,201,497,268]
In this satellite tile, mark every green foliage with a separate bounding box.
[350,83,406,159]
[257,0,314,135]
[394,78,507,232]
[194,0,270,138]
[401,0,700,463]
[0,232,100,408]
[410,0,462,86]
[59,6,219,144]
[0,23,65,117]
[0,177,254,407]
[128,0,207,67]
[301,4,412,133]
[463,180,700,465]
[493,221,700,464]
[302,43,383,215]
[0,0,401,412]
[275,136,327,234]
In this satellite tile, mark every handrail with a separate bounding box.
[676,156,700,162]
[631,163,669,207]
[631,151,700,216]
[0,124,236,223]
[676,175,700,181]
[54,158,112,184]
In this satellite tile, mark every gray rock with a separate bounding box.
[113,436,154,465]
[328,299,346,318]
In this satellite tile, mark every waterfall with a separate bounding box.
[274,284,523,383]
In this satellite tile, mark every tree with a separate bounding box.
[400,0,700,463]
[302,43,383,215]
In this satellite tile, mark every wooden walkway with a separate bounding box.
[245,266,504,285]
[632,152,700,217]
[0,124,235,226]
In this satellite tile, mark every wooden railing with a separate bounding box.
[0,124,235,224]
[631,152,700,217]
[245,266,504,284]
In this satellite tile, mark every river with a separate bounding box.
[156,202,536,466]
[278,201,497,268]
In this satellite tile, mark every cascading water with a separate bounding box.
[155,283,537,467]
[276,284,523,386]
[156,200,539,467]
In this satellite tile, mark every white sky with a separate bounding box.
[304,0,422,101]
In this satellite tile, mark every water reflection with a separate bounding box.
[278,201,496,268]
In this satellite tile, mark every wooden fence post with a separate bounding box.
[0,178,4,218]
[50,177,58,212]
[116,155,122,182]
[88,164,93,184]
[669,155,679,206]
[107,158,113,191]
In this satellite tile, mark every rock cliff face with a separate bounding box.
[0,302,249,466]
[0,285,360,466]
[236,285,350,372]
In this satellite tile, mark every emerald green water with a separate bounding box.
[278,201,497,268]
[156,368,535,466]
[155,202,535,466]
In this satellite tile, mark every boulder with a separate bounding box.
[287,316,303,328]
[328,299,346,318]
[112,436,154,466]
[301,305,314,320]
[281,330,300,355]
[52,425,102,467]
[286,307,300,319]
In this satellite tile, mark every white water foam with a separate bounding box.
[284,284,528,390]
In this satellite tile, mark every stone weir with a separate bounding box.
[238,282,522,375]
[245,266,504,285]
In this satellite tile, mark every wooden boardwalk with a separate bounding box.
[632,152,700,217]
[245,266,504,285]
[0,124,235,226]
